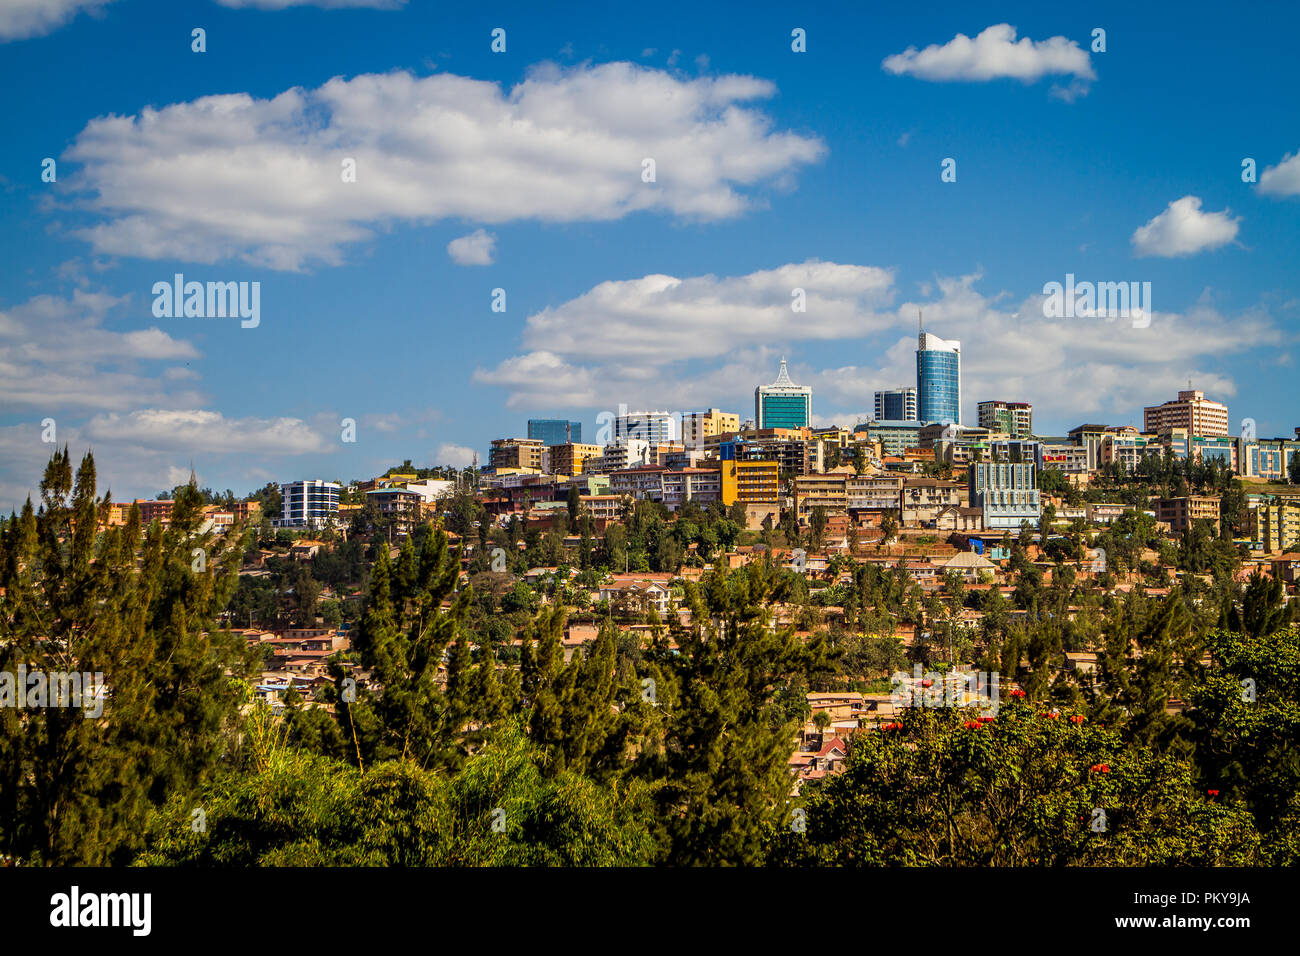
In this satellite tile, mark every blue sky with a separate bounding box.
[1,0,1297,510]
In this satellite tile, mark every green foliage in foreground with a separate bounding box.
[138,719,659,866]
[767,701,1261,866]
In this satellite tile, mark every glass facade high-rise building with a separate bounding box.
[874,386,918,422]
[755,358,812,429]
[916,331,961,425]
[527,419,582,446]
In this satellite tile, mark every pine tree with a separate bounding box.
[0,450,257,864]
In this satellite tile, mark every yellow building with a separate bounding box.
[489,438,544,471]
[1155,496,1220,534]
[719,459,780,506]
[551,442,604,476]
[683,409,741,446]
[1259,501,1300,553]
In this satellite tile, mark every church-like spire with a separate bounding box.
[772,357,795,387]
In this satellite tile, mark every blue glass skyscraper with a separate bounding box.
[527,419,582,446]
[916,332,961,425]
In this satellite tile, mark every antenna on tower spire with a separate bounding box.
[918,309,923,333]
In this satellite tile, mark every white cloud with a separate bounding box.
[1259,150,1300,197]
[883,24,1095,88]
[435,443,476,468]
[474,351,598,409]
[0,414,328,514]
[0,290,203,411]
[447,229,497,266]
[475,263,1278,434]
[1131,196,1240,258]
[64,62,825,270]
[0,0,117,41]
[521,261,893,360]
[473,261,896,409]
[216,0,403,7]
[83,409,329,454]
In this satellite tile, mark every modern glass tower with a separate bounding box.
[916,332,961,425]
[874,386,918,422]
[527,419,582,446]
[755,358,812,429]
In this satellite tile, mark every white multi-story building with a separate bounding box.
[586,438,650,474]
[969,462,1041,531]
[614,410,677,443]
[277,480,341,529]
[661,467,723,510]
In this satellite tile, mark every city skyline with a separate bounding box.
[2,0,1298,511]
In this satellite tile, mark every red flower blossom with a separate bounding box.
[964,720,980,729]
[1208,789,1220,796]
[1069,715,1086,724]
[979,715,995,723]
[1009,689,1026,698]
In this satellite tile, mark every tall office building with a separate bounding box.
[1143,389,1229,437]
[874,386,917,423]
[978,401,1033,438]
[755,358,812,429]
[916,331,962,425]
[527,419,582,446]
[614,410,677,443]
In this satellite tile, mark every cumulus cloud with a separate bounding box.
[435,443,476,468]
[0,290,203,411]
[883,24,1095,88]
[1131,196,1240,257]
[1258,150,1300,198]
[474,351,598,409]
[0,0,117,41]
[520,261,893,360]
[473,261,895,408]
[447,229,497,266]
[63,62,825,270]
[83,409,329,454]
[475,262,1278,433]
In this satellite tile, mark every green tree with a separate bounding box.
[0,449,259,865]
[634,560,831,864]
[137,720,659,866]
[810,505,829,552]
[770,700,1260,866]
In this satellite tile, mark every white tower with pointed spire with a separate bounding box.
[755,357,812,429]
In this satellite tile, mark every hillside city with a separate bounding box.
[6,324,1291,868]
